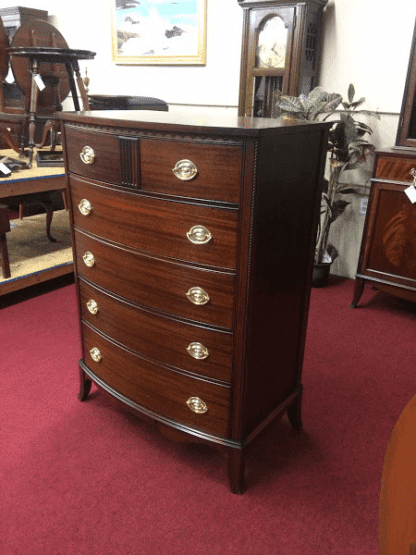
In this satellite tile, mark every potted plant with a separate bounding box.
[274,84,380,286]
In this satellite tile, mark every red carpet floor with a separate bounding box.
[1,276,415,554]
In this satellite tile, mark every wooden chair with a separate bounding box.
[379,395,416,555]
[0,203,11,279]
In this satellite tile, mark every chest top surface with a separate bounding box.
[60,110,329,138]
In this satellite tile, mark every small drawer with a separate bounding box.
[64,126,122,183]
[82,324,230,438]
[79,280,233,382]
[375,155,416,183]
[75,230,235,329]
[70,176,238,269]
[140,138,242,203]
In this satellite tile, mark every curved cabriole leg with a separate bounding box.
[78,367,92,401]
[351,277,365,308]
[287,391,303,431]
[45,207,56,242]
[228,447,245,494]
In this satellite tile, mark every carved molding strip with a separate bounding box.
[119,136,140,188]
[64,122,244,146]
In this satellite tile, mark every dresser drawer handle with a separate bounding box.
[78,198,92,216]
[186,287,210,306]
[89,347,102,362]
[86,299,99,315]
[80,146,95,165]
[186,225,212,245]
[82,251,96,268]
[187,342,209,360]
[410,168,416,184]
[172,159,198,181]
[186,397,208,414]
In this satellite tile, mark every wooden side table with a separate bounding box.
[9,46,95,166]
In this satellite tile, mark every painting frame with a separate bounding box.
[111,0,207,65]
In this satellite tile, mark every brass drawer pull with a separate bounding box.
[187,342,209,360]
[186,225,212,245]
[186,397,208,414]
[89,347,102,362]
[78,198,92,216]
[186,287,210,306]
[82,251,95,268]
[86,299,99,315]
[172,159,198,181]
[80,146,95,165]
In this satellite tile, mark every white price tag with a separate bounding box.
[34,74,46,91]
[405,185,416,204]
[0,162,11,175]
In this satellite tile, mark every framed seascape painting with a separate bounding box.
[111,0,206,65]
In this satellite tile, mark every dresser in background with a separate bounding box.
[60,111,330,493]
[351,149,416,308]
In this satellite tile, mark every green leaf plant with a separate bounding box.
[274,83,380,265]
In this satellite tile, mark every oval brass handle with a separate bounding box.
[80,146,95,165]
[82,251,95,268]
[186,287,210,306]
[186,397,208,414]
[172,159,198,181]
[187,342,209,360]
[78,198,92,216]
[410,167,416,184]
[89,347,102,362]
[86,299,99,315]
[186,225,212,245]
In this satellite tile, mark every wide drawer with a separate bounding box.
[75,230,235,329]
[70,176,238,269]
[375,155,416,182]
[79,279,233,382]
[82,324,230,438]
[64,126,242,203]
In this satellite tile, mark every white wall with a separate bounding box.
[319,1,415,277]
[4,0,416,277]
[13,0,243,108]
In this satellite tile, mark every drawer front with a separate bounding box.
[79,279,233,382]
[65,126,122,184]
[375,155,416,182]
[75,230,235,329]
[82,324,230,438]
[140,138,241,203]
[70,176,238,269]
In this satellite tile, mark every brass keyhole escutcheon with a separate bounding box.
[172,159,198,181]
[186,287,210,306]
[410,167,416,186]
[82,251,95,268]
[86,299,99,315]
[187,342,209,360]
[78,198,92,216]
[80,146,95,165]
[89,347,102,362]
[186,397,208,414]
[186,225,212,245]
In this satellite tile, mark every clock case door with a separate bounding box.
[237,0,328,118]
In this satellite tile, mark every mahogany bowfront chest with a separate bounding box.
[60,111,330,493]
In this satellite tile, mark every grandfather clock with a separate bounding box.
[237,0,327,117]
